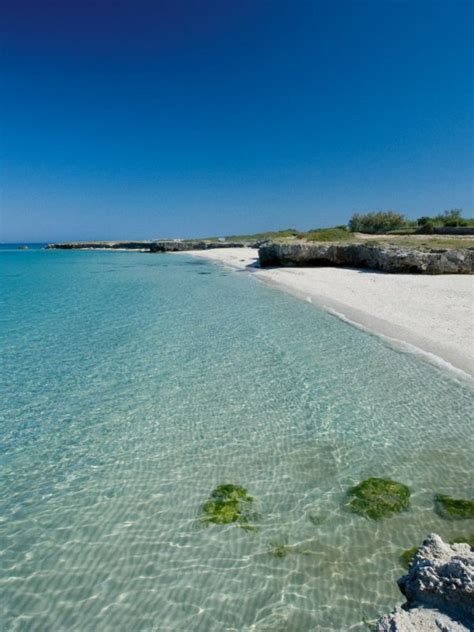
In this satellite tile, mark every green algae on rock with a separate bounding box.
[400,534,474,570]
[200,484,257,529]
[450,533,474,548]
[346,477,410,520]
[399,546,419,570]
[434,494,474,520]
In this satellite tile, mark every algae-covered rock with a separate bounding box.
[346,477,410,520]
[450,534,474,548]
[399,534,473,570]
[399,546,418,570]
[434,494,474,520]
[398,534,474,625]
[200,484,257,529]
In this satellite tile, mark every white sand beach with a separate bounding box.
[180,247,474,378]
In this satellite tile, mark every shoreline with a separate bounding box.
[176,247,474,380]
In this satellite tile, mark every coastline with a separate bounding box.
[176,247,474,379]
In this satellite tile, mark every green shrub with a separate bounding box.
[417,216,432,226]
[437,209,463,226]
[349,211,407,234]
[417,221,435,234]
[444,219,468,227]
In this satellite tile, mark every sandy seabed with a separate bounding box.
[177,247,474,379]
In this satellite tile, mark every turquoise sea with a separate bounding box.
[1,247,473,631]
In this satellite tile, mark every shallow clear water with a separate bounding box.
[1,249,473,631]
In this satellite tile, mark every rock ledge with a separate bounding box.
[373,534,474,631]
[258,242,474,274]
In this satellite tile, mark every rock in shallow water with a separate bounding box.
[435,494,474,520]
[373,534,474,631]
[199,483,258,530]
[346,477,410,520]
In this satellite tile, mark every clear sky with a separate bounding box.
[1,0,473,242]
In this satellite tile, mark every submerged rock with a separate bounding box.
[435,494,474,520]
[346,477,410,520]
[200,484,257,530]
[373,534,474,631]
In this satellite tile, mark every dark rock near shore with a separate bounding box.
[258,242,474,274]
[373,534,474,631]
[45,241,154,250]
[46,240,254,252]
[149,240,251,252]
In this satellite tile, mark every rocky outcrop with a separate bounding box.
[373,534,474,631]
[46,240,253,252]
[45,241,154,250]
[258,242,474,274]
[149,240,250,252]
[374,606,470,631]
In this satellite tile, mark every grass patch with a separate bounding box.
[305,228,354,242]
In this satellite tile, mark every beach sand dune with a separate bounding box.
[178,247,474,378]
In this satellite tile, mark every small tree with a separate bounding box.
[348,211,407,234]
[417,216,431,226]
[437,209,466,227]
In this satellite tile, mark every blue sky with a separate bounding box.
[1,0,473,242]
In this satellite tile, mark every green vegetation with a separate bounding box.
[305,227,354,242]
[205,228,303,242]
[434,494,474,520]
[347,208,473,235]
[417,209,474,229]
[399,534,473,570]
[200,484,258,530]
[269,539,314,558]
[346,477,410,520]
[399,546,419,570]
[203,208,473,244]
[270,541,291,558]
[348,211,407,234]
[450,533,474,548]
